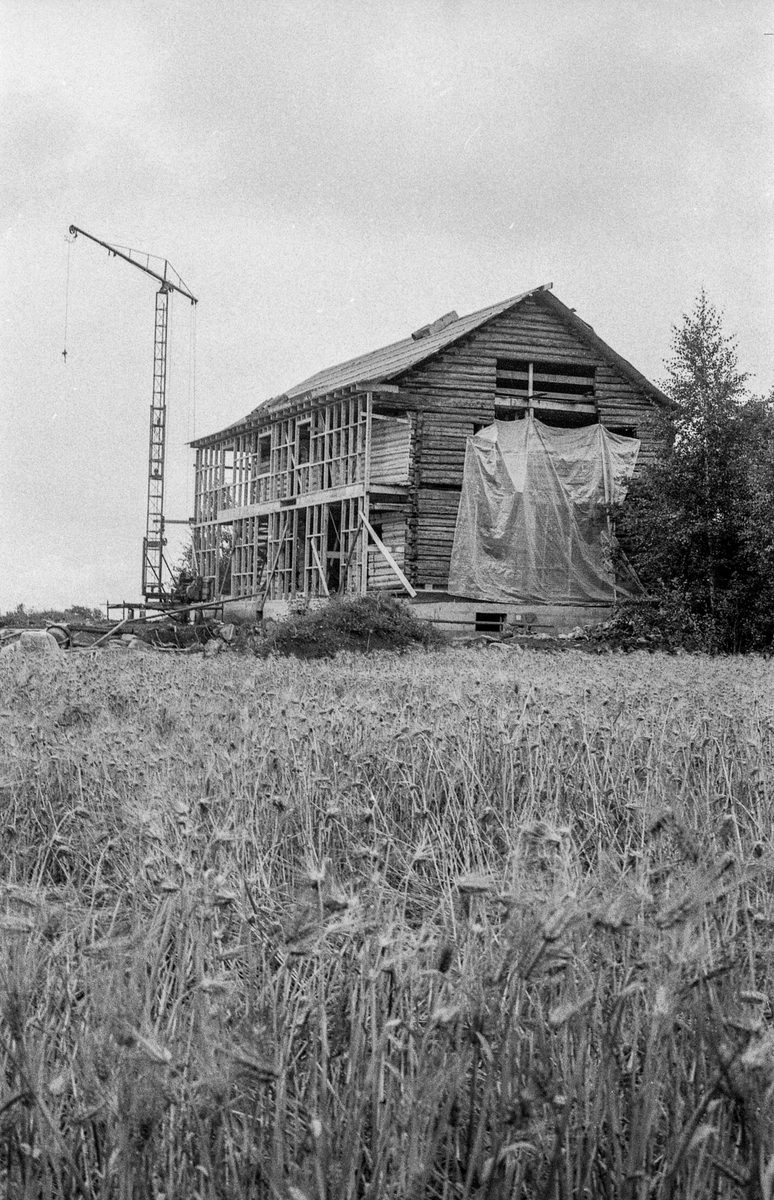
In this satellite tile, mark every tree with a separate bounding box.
[624,292,774,651]
[174,531,232,597]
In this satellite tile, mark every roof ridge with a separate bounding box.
[192,283,566,444]
[270,283,551,405]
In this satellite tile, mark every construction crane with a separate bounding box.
[68,225,198,603]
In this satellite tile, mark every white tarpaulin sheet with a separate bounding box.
[448,417,640,604]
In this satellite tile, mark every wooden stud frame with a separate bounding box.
[193,393,373,601]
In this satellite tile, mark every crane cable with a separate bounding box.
[166,285,174,432]
[62,233,75,363]
[190,302,197,442]
[186,303,197,509]
[186,303,198,573]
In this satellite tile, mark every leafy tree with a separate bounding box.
[623,291,774,651]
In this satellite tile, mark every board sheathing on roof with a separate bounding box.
[192,282,670,449]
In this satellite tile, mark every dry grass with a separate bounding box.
[1,645,774,1198]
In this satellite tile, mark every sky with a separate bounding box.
[2,0,772,612]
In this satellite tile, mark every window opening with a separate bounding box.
[496,359,596,401]
[475,612,506,633]
[493,408,526,422]
[297,421,311,465]
[536,410,598,429]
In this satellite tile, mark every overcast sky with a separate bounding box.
[2,0,772,611]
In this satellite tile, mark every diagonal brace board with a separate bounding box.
[361,514,417,597]
[310,540,330,597]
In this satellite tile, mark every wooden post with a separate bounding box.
[361,393,372,596]
[338,516,363,594]
[310,539,330,598]
[258,513,289,609]
[215,545,234,601]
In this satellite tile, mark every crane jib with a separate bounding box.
[68,225,197,305]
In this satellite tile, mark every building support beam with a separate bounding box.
[361,514,417,598]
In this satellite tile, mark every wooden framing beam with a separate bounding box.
[338,517,363,595]
[361,513,416,598]
[258,513,289,608]
[190,382,406,450]
[217,481,366,523]
[494,396,597,416]
[310,539,330,598]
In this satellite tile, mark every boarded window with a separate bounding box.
[475,611,506,633]
[496,359,596,401]
[536,409,597,429]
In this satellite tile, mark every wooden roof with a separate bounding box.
[275,286,549,404]
[192,284,671,446]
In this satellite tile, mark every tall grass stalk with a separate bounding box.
[1,648,773,1197]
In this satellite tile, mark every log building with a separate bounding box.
[190,284,669,630]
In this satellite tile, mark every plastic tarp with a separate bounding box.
[448,416,640,604]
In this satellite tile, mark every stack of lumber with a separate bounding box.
[410,488,461,586]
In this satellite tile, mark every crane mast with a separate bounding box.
[68,225,198,603]
[146,287,171,600]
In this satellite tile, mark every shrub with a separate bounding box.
[599,586,713,652]
[254,594,447,658]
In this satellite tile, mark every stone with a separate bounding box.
[19,630,60,654]
[125,636,151,652]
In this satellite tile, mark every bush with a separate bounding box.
[599,586,713,652]
[253,594,447,658]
